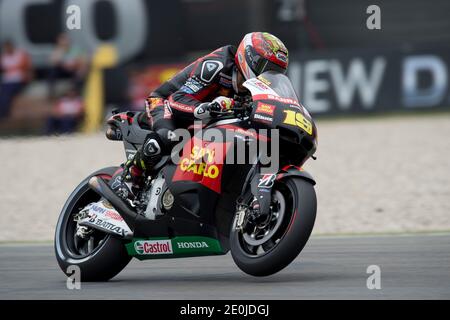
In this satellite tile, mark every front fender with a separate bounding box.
[276,165,316,185]
[247,165,315,217]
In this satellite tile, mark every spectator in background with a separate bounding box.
[48,33,88,98]
[45,86,84,135]
[0,40,32,119]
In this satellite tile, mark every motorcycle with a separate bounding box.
[54,71,318,281]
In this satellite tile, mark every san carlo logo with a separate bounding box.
[134,240,173,255]
[179,145,220,179]
[256,102,275,116]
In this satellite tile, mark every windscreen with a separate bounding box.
[256,71,300,102]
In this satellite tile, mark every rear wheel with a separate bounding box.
[230,178,316,276]
[54,167,132,282]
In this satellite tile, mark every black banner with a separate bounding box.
[0,300,447,317]
[289,45,450,115]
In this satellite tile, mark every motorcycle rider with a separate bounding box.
[125,32,289,194]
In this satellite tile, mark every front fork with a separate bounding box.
[236,162,315,230]
[235,162,277,230]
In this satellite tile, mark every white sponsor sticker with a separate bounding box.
[79,201,133,238]
[177,241,209,249]
[254,114,273,122]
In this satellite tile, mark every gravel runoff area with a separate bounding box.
[1,114,449,241]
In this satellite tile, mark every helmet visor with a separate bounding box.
[255,58,287,75]
[246,46,287,77]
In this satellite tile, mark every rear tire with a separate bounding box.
[54,167,132,282]
[230,178,316,277]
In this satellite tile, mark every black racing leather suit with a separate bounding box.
[134,45,239,173]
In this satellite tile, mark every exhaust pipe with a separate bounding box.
[88,176,138,230]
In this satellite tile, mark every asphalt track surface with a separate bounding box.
[0,234,449,299]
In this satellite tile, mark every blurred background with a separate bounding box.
[0,0,449,241]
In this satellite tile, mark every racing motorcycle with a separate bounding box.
[55,71,318,281]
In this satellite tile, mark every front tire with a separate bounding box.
[54,167,132,282]
[230,178,316,277]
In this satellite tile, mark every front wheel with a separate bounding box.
[230,178,317,277]
[54,167,132,282]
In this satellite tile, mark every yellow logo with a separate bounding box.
[262,33,288,56]
[179,145,220,179]
[257,76,271,86]
[282,110,313,135]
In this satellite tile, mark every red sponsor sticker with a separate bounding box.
[256,102,275,116]
[105,211,124,221]
[172,137,231,193]
[253,94,300,106]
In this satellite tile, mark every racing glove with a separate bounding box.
[194,96,235,119]
[145,97,164,118]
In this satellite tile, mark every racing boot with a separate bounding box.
[127,133,163,196]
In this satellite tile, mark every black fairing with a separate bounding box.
[105,106,315,252]
[249,100,317,166]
